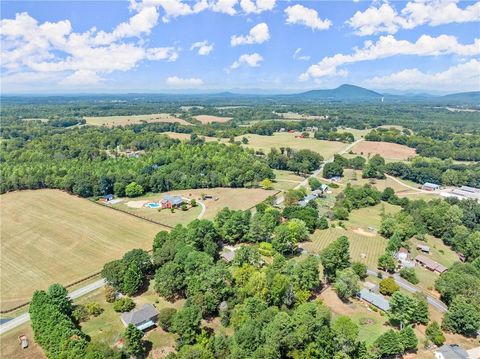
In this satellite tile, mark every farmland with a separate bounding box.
[84,113,190,127]
[0,190,161,311]
[162,131,221,142]
[194,115,232,123]
[238,132,348,159]
[352,141,416,161]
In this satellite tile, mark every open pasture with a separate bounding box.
[0,190,161,311]
[84,113,190,127]
[194,115,232,123]
[352,141,416,160]
[162,131,221,142]
[238,132,347,159]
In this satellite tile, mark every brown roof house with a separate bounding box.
[121,304,159,331]
[415,255,448,274]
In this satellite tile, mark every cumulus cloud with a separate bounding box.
[348,0,480,36]
[293,48,310,61]
[230,53,264,69]
[190,40,214,55]
[166,76,204,86]
[284,4,331,30]
[211,0,238,15]
[240,0,276,14]
[0,9,179,87]
[231,23,270,46]
[364,59,480,92]
[300,34,480,81]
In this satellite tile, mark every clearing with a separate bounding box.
[162,132,221,142]
[194,115,232,124]
[352,141,416,161]
[108,188,278,223]
[0,190,161,311]
[238,132,347,159]
[84,114,190,127]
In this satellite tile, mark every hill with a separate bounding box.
[293,84,383,101]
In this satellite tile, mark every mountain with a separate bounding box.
[440,91,480,103]
[293,84,383,101]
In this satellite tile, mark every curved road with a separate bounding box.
[0,279,105,335]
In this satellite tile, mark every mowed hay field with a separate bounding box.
[84,113,190,127]
[194,115,232,124]
[352,140,416,160]
[0,190,161,311]
[162,131,222,142]
[238,133,347,159]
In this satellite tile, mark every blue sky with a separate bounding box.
[1,0,479,94]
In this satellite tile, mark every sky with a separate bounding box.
[1,0,479,94]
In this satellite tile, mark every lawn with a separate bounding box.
[346,202,400,231]
[302,227,387,269]
[0,190,162,311]
[237,132,348,159]
[84,114,190,127]
[351,141,416,161]
[271,169,304,191]
[161,132,221,142]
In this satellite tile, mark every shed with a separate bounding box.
[120,304,159,331]
[422,182,440,191]
[102,194,114,202]
[320,184,329,193]
[460,186,479,194]
[416,244,430,253]
[358,289,390,311]
[298,193,318,207]
[435,344,469,359]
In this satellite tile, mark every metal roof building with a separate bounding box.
[358,289,390,311]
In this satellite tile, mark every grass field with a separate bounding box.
[162,132,222,142]
[271,169,304,191]
[194,115,232,123]
[237,132,347,159]
[84,113,190,127]
[0,190,162,311]
[352,141,416,161]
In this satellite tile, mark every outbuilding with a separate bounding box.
[357,289,390,311]
[422,182,440,191]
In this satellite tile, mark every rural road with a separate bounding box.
[197,200,206,219]
[366,269,447,312]
[0,279,106,336]
[385,174,435,194]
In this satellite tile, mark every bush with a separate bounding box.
[113,297,136,312]
[181,204,188,211]
[258,242,274,257]
[125,182,144,197]
[426,321,445,346]
[379,277,399,296]
[104,285,116,303]
[399,268,419,285]
[85,302,103,317]
[72,305,89,322]
[158,308,177,332]
[190,199,197,207]
[351,262,368,280]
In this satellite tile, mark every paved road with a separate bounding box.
[0,279,106,336]
[366,269,447,312]
[276,138,364,204]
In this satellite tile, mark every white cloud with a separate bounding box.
[293,48,310,61]
[230,53,264,69]
[348,0,480,36]
[364,59,480,92]
[240,0,276,14]
[166,76,204,86]
[300,34,480,80]
[190,40,214,55]
[132,0,209,23]
[0,10,179,86]
[284,4,331,30]
[231,22,270,46]
[211,0,238,15]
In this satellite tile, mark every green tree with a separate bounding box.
[389,292,419,327]
[399,326,418,352]
[113,297,135,312]
[154,261,185,300]
[47,283,73,315]
[332,316,359,355]
[372,329,403,357]
[377,253,396,273]
[102,260,126,290]
[318,216,329,230]
[323,162,344,179]
[379,277,399,296]
[399,267,419,284]
[158,308,177,331]
[171,305,202,345]
[320,236,351,282]
[334,268,360,300]
[425,321,445,346]
[442,296,480,337]
[124,324,144,357]
[125,182,144,197]
[272,219,308,255]
[260,178,273,190]
[308,177,321,190]
[351,262,368,280]
[122,263,144,296]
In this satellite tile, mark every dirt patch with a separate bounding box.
[125,200,149,209]
[319,287,358,315]
[352,141,416,160]
[194,115,232,124]
[352,227,377,237]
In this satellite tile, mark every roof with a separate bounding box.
[220,251,235,263]
[460,186,479,193]
[121,304,159,326]
[435,345,469,359]
[162,195,183,205]
[103,194,114,199]
[466,347,480,359]
[320,184,329,191]
[358,289,390,311]
[435,264,448,273]
[423,182,440,188]
[451,188,480,201]
[416,244,430,251]
[415,255,447,272]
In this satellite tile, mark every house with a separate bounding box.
[395,248,414,268]
[160,195,183,209]
[298,193,318,207]
[357,288,390,311]
[120,304,159,331]
[422,182,440,191]
[415,255,448,274]
[101,194,114,202]
[435,345,469,359]
[416,244,430,254]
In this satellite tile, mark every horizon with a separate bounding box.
[1,1,479,94]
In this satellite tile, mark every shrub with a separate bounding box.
[85,302,103,317]
[258,242,274,257]
[190,199,197,207]
[181,204,188,211]
[125,182,144,197]
[379,277,399,296]
[399,268,419,285]
[113,297,136,312]
[351,262,368,280]
[426,321,445,346]
[104,285,116,303]
[158,308,177,332]
[72,305,89,322]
